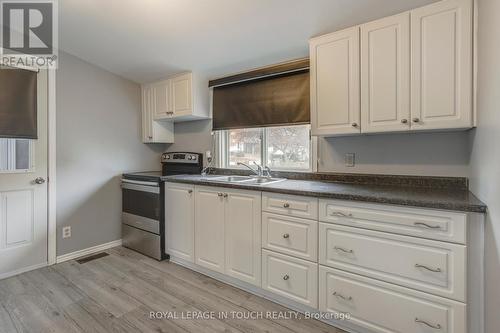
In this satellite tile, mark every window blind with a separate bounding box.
[211,60,310,131]
[0,67,37,139]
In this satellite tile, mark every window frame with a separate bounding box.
[215,125,317,173]
[0,138,34,173]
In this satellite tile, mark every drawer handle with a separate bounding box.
[415,318,441,330]
[415,264,442,273]
[283,203,290,208]
[330,211,352,218]
[334,246,354,254]
[283,233,290,239]
[414,222,441,230]
[332,291,352,301]
[283,274,290,281]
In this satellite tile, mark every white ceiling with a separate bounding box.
[59,0,438,83]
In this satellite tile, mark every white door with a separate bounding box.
[165,183,194,262]
[310,27,360,136]
[361,12,411,133]
[410,0,473,130]
[0,69,48,279]
[195,186,225,273]
[224,189,261,286]
[171,73,192,117]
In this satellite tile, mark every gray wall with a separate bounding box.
[469,0,500,331]
[56,52,164,256]
[167,120,471,177]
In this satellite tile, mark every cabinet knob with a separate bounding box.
[283,233,290,239]
[351,123,358,127]
[283,203,290,208]
[217,192,223,197]
[412,118,420,123]
[283,274,290,281]
[148,136,153,139]
[223,193,228,198]
[401,119,408,124]
[188,189,193,194]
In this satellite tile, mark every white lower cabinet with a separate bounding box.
[165,186,481,333]
[194,186,225,273]
[165,183,194,262]
[224,188,261,286]
[262,249,318,308]
[319,223,466,301]
[319,266,466,333]
[194,185,261,285]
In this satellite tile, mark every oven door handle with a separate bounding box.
[121,179,159,187]
[121,181,160,194]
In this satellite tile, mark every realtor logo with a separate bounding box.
[0,0,58,68]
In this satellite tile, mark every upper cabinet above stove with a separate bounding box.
[310,0,474,137]
[141,72,211,143]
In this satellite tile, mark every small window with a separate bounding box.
[0,138,33,172]
[217,124,315,172]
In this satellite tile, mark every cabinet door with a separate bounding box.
[411,0,473,130]
[195,186,225,273]
[171,73,192,117]
[361,12,410,133]
[165,183,194,262]
[310,27,360,136]
[224,189,261,286]
[141,86,153,142]
[152,80,171,119]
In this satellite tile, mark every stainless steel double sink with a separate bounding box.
[209,175,286,185]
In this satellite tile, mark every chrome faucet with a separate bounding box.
[237,162,263,177]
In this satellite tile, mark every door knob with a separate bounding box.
[34,177,46,184]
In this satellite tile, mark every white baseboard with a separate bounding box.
[0,262,48,280]
[56,239,122,264]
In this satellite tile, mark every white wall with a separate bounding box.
[56,52,165,256]
[167,119,471,177]
[469,0,500,331]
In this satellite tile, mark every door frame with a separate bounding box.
[47,69,57,265]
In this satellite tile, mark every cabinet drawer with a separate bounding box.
[319,223,466,301]
[263,192,318,220]
[319,266,466,333]
[319,199,467,244]
[262,250,318,307]
[262,213,317,261]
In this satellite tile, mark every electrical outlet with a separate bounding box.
[62,226,71,239]
[345,153,355,167]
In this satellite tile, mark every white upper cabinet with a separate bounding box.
[141,85,174,143]
[411,0,473,130]
[310,27,360,136]
[141,72,209,124]
[310,0,473,136]
[171,73,193,117]
[361,12,411,133]
[152,80,172,119]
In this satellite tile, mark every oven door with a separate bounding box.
[121,179,160,226]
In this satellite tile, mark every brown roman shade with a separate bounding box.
[211,59,310,130]
[0,67,37,139]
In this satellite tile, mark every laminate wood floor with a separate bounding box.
[0,246,347,333]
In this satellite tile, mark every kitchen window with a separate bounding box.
[217,124,316,172]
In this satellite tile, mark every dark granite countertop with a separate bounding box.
[161,174,487,213]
